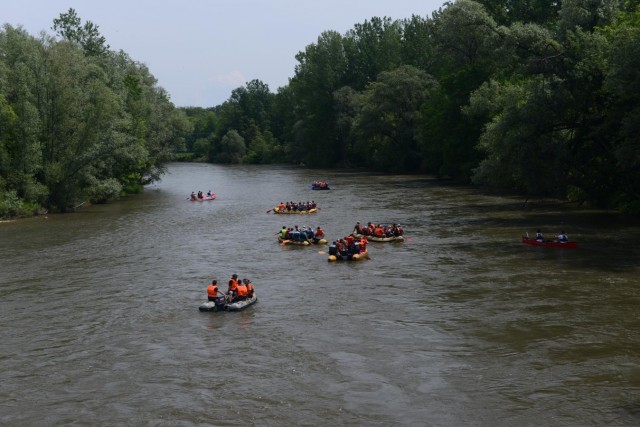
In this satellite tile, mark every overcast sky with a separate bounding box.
[2,0,445,107]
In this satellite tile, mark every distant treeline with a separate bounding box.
[181,0,640,214]
[0,9,191,217]
[3,2,639,218]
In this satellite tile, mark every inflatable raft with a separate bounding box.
[272,207,317,214]
[352,232,404,242]
[328,250,369,262]
[199,294,258,312]
[278,236,327,246]
[190,194,217,202]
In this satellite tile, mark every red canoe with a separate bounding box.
[522,236,577,248]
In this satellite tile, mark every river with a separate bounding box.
[1,162,639,426]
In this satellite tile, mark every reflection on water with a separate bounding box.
[1,163,639,426]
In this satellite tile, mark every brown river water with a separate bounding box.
[1,162,640,426]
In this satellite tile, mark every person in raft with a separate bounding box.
[535,229,544,242]
[190,192,197,201]
[557,231,569,243]
[235,280,248,302]
[243,279,255,298]
[207,279,225,305]
[313,226,325,242]
[227,274,239,301]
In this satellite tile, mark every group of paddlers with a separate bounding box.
[534,229,569,243]
[279,225,325,243]
[311,181,329,189]
[353,222,404,238]
[328,234,368,257]
[277,201,317,212]
[190,190,214,200]
[206,274,255,305]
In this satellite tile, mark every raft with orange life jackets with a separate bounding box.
[351,231,404,242]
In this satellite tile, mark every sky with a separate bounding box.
[2,0,445,107]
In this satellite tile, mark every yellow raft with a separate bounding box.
[272,207,317,214]
[328,250,369,262]
[278,236,327,246]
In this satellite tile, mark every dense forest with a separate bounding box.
[0,9,191,217]
[181,0,640,214]
[2,1,640,218]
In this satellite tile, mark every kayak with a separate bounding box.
[190,194,217,202]
[272,207,317,214]
[199,294,258,312]
[310,185,331,190]
[328,250,369,262]
[278,236,327,246]
[352,232,404,242]
[522,236,577,248]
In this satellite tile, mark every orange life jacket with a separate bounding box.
[207,285,218,298]
[228,278,238,292]
[246,283,254,297]
[237,285,248,297]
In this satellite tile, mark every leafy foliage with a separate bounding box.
[179,0,640,214]
[0,11,190,217]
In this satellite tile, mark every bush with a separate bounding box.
[0,190,45,218]
[0,190,22,217]
[87,178,122,204]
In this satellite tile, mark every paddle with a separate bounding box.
[318,250,326,254]
[266,209,273,214]
[280,240,290,246]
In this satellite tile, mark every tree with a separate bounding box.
[289,30,349,166]
[353,65,438,172]
[333,86,361,166]
[52,8,109,56]
[400,15,435,71]
[217,130,246,163]
[474,0,562,27]
[343,17,403,89]
[0,13,189,216]
[418,0,499,180]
